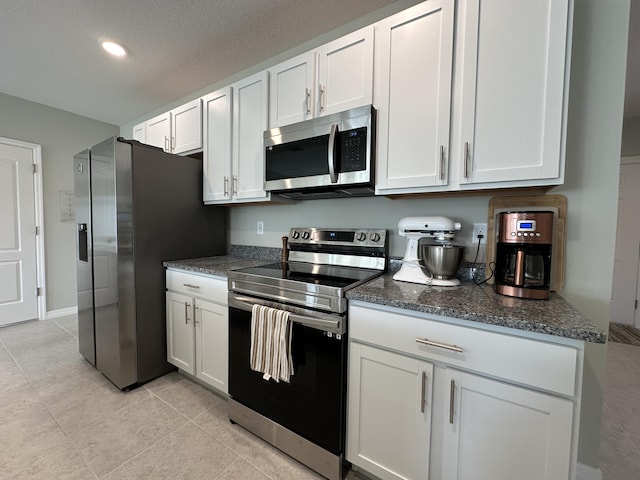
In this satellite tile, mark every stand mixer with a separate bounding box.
[393,216,463,286]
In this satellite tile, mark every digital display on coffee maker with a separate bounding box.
[517,220,536,231]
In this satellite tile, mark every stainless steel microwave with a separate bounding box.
[264,105,376,199]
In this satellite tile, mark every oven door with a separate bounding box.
[228,293,347,455]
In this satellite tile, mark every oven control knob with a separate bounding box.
[356,232,367,242]
[291,231,300,239]
[302,231,310,240]
[370,232,381,243]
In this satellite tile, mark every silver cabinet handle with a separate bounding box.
[439,145,446,180]
[171,136,176,153]
[183,283,200,289]
[223,176,229,196]
[233,175,238,195]
[416,337,463,353]
[449,379,455,424]
[184,301,190,325]
[164,136,169,152]
[305,88,312,115]
[194,305,200,324]
[319,84,326,112]
[463,141,470,178]
[328,124,338,183]
[420,371,427,413]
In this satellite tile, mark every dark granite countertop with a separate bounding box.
[346,272,607,344]
[164,254,606,344]
[163,255,267,278]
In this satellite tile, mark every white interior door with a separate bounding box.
[0,140,38,325]
[611,158,640,327]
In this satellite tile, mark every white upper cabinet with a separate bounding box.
[132,122,146,143]
[203,87,233,202]
[171,99,203,154]
[269,52,316,127]
[457,0,570,187]
[269,26,374,128]
[375,0,455,193]
[316,26,374,117]
[232,71,270,202]
[203,71,271,204]
[145,111,172,152]
[133,98,203,155]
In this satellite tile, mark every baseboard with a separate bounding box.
[576,462,602,480]
[45,306,78,319]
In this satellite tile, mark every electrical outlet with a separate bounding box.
[472,223,487,244]
[257,220,264,235]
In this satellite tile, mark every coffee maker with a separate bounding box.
[494,211,554,300]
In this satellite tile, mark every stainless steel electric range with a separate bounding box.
[227,227,388,480]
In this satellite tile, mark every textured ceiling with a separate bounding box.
[1,0,637,125]
[0,0,397,125]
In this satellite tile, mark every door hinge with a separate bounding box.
[32,164,37,174]
[635,299,638,310]
[35,226,39,235]
[37,287,41,296]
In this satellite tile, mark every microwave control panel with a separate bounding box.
[340,127,367,172]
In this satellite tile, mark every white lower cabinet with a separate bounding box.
[442,369,573,480]
[348,343,433,480]
[165,270,228,393]
[347,304,581,480]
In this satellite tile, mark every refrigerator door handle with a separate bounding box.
[78,223,88,262]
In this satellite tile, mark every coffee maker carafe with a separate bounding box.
[495,211,554,300]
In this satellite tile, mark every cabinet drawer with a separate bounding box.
[349,305,578,397]
[166,269,227,304]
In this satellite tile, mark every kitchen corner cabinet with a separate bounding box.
[133,98,203,155]
[165,269,228,393]
[268,26,374,128]
[347,303,581,480]
[374,0,455,193]
[203,71,270,204]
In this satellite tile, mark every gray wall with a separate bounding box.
[0,93,119,313]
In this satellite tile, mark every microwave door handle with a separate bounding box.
[328,123,338,183]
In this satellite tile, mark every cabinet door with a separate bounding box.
[442,369,573,480]
[232,70,270,202]
[146,111,172,152]
[269,51,316,127]
[375,0,455,192]
[458,0,569,185]
[166,292,195,375]
[171,98,202,154]
[195,298,228,393]
[203,87,233,202]
[347,342,433,480]
[132,122,146,143]
[317,26,374,117]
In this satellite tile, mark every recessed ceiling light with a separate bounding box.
[101,40,127,57]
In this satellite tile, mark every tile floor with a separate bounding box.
[0,315,636,479]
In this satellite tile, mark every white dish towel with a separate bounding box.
[250,304,294,383]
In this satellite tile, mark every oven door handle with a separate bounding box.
[229,293,344,335]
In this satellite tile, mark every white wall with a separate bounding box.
[0,93,119,313]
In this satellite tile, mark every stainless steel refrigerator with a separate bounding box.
[74,137,226,390]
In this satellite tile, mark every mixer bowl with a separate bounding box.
[419,244,465,279]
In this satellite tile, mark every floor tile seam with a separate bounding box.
[212,456,243,480]
[96,416,214,479]
[238,445,285,480]
[186,414,249,458]
[51,318,79,338]
[148,388,201,423]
